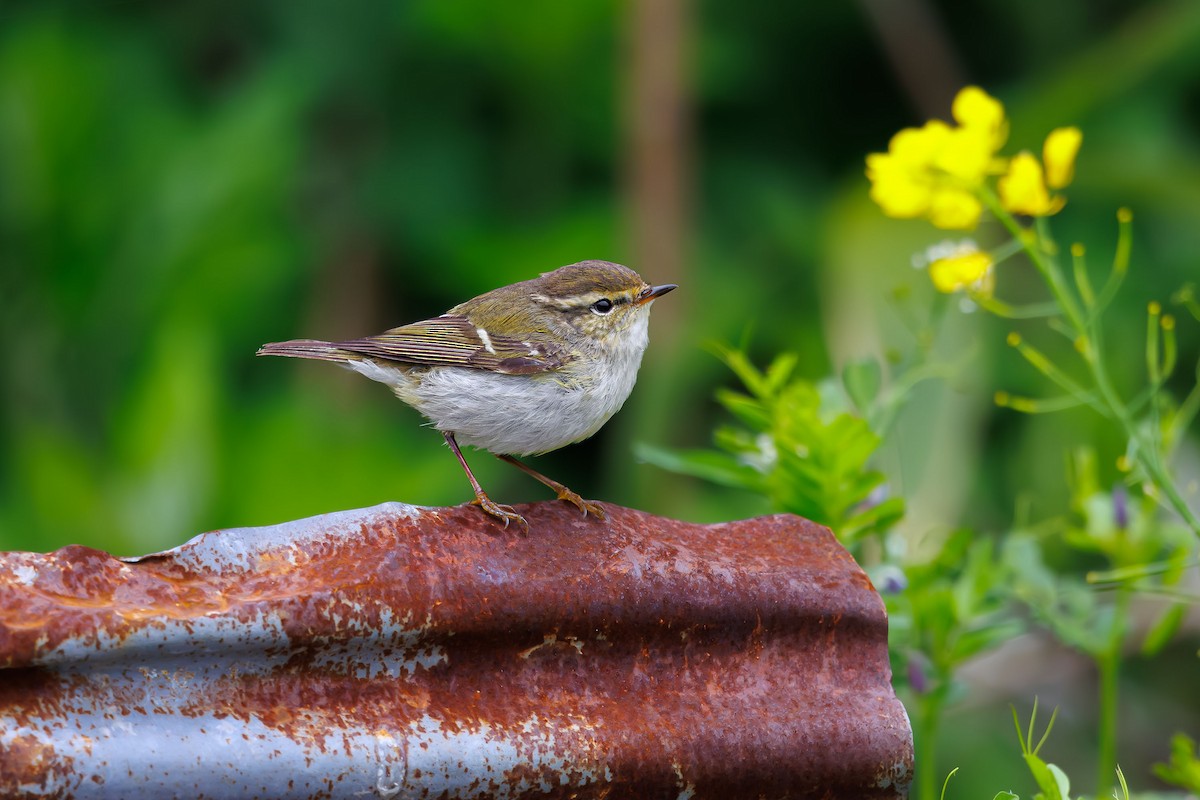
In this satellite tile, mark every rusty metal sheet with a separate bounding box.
[0,502,913,799]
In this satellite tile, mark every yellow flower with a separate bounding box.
[928,248,995,296]
[933,125,997,184]
[1043,127,1082,189]
[998,152,1065,216]
[927,188,982,230]
[866,122,948,219]
[866,86,1007,230]
[952,86,1008,150]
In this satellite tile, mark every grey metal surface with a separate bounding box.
[0,501,913,798]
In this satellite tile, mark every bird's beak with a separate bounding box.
[636,283,678,306]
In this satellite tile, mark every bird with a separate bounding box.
[258,260,676,529]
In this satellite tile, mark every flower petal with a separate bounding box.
[999,152,1064,216]
[928,188,982,230]
[1043,127,1082,189]
[952,86,1008,149]
[867,153,932,218]
[890,121,951,163]
[929,249,994,295]
[934,126,994,182]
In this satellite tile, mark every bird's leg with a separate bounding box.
[495,454,607,520]
[443,432,528,530]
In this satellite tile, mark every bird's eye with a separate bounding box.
[590,298,614,315]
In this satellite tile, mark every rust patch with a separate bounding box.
[1,501,912,798]
[0,732,75,796]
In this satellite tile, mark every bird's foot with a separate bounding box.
[471,497,530,532]
[556,489,607,520]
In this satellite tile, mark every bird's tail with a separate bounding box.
[256,339,359,363]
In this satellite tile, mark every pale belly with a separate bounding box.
[345,348,645,456]
[343,309,653,456]
[409,365,639,455]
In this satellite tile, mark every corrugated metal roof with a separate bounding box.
[0,501,912,798]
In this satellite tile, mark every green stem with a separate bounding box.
[974,296,1062,319]
[1096,650,1118,799]
[915,686,948,800]
[1088,555,1200,585]
[1167,368,1200,451]
[1096,589,1130,799]
[1092,341,1200,534]
[980,191,1200,538]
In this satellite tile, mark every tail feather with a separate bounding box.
[257,339,357,363]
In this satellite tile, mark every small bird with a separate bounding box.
[258,260,676,529]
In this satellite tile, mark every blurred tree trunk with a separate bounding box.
[857,0,965,118]
[616,0,694,511]
[623,0,689,317]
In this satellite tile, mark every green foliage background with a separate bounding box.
[2,1,1199,795]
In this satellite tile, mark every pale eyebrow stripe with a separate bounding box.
[531,289,639,309]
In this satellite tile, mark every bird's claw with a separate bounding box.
[472,497,530,532]
[557,489,607,520]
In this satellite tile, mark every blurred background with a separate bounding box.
[2,0,1199,794]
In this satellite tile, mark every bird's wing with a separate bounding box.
[332,315,570,375]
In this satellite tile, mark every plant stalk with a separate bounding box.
[981,191,1200,538]
[915,685,948,800]
[1095,589,1130,799]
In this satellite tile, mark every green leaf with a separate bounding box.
[954,539,998,616]
[1045,764,1071,800]
[651,346,902,540]
[633,443,764,491]
[953,620,1026,662]
[715,389,771,431]
[843,496,905,540]
[842,357,882,414]
[718,347,770,399]
[1141,602,1186,656]
[1114,765,1130,800]
[764,352,800,394]
[1153,732,1200,792]
[1023,753,1064,800]
[993,792,1020,800]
